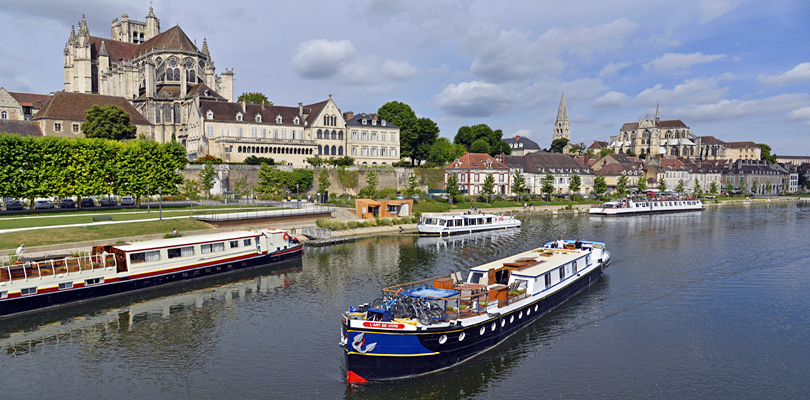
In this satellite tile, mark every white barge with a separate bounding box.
[589,197,703,216]
[0,229,302,318]
[417,213,521,235]
[341,239,610,382]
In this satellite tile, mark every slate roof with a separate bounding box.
[503,135,541,149]
[501,153,588,174]
[597,163,642,176]
[726,141,758,149]
[90,26,199,61]
[345,113,399,128]
[699,135,726,145]
[445,153,508,170]
[33,92,151,125]
[621,120,688,130]
[0,120,43,137]
[8,92,50,109]
[200,99,303,126]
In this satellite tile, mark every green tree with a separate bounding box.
[599,147,615,157]
[181,177,199,200]
[725,181,734,195]
[413,117,440,165]
[541,173,555,201]
[327,156,355,168]
[481,173,495,202]
[445,172,462,203]
[256,165,286,196]
[751,179,759,194]
[237,92,272,105]
[765,182,772,194]
[427,137,466,165]
[360,171,379,198]
[638,177,647,192]
[569,143,586,155]
[710,181,719,195]
[306,157,327,168]
[512,170,526,195]
[470,138,490,154]
[406,173,418,196]
[758,143,776,164]
[593,175,608,197]
[317,169,331,194]
[675,179,685,193]
[233,175,250,198]
[616,174,628,197]
[569,174,582,194]
[244,155,274,165]
[549,138,569,153]
[199,162,216,202]
[693,178,703,197]
[626,149,637,157]
[81,104,137,140]
[288,169,314,194]
[378,101,418,164]
[657,179,667,193]
[337,167,358,194]
[454,124,511,156]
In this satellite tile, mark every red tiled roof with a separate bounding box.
[8,92,50,108]
[0,120,43,137]
[502,152,588,174]
[588,140,608,149]
[445,153,508,170]
[33,91,151,125]
[200,100,303,126]
[699,135,726,145]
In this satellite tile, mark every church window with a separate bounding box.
[331,130,337,140]
[174,104,181,123]
[1,111,6,119]
[155,106,162,123]
[338,130,344,140]
[188,70,195,83]
[318,145,322,155]
[164,105,172,121]
[317,129,322,139]
[54,123,61,132]
[338,146,343,156]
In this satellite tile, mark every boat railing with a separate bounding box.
[0,253,116,283]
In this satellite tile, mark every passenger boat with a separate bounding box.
[417,213,521,236]
[0,229,302,318]
[341,239,610,382]
[589,196,703,216]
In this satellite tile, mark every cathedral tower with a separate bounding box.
[553,93,570,141]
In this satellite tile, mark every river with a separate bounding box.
[2,202,809,399]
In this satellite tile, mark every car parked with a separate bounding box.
[100,197,116,206]
[80,198,95,208]
[34,200,54,210]
[120,195,135,206]
[395,193,406,200]
[425,194,438,200]
[58,198,76,208]
[411,194,421,201]
[6,199,24,211]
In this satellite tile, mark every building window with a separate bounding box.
[338,146,343,156]
[238,127,243,137]
[351,147,357,155]
[262,128,266,138]
[371,132,378,141]
[156,106,162,123]
[276,116,282,123]
[339,130,344,140]
[361,147,368,156]
[72,123,79,133]
[352,131,358,140]
[237,113,243,121]
[391,149,396,157]
[331,145,337,155]
[499,174,504,182]
[207,126,213,137]
[174,104,181,123]
[382,133,386,142]
[282,129,287,139]
[381,148,387,157]
[54,122,62,132]
[475,174,480,182]
[361,132,368,141]
[0,111,6,119]
[252,127,257,137]
[256,114,261,122]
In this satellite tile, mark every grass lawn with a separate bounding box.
[0,218,211,250]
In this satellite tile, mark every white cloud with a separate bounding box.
[570,114,596,124]
[644,52,726,72]
[598,62,631,79]
[787,106,810,121]
[631,78,729,107]
[511,129,533,138]
[592,91,630,109]
[672,93,810,122]
[380,60,418,81]
[364,85,396,96]
[434,81,517,118]
[290,39,356,80]
[758,63,810,86]
[699,0,741,24]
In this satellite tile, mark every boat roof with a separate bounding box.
[113,230,266,252]
[470,246,591,278]
[429,213,502,219]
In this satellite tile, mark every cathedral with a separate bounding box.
[62,8,234,143]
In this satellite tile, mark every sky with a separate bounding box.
[1,0,809,156]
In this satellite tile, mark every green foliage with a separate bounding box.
[569,174,582,194]
[637,177,647,192]
[725,181,734,194]
[625,149,637,157]
[406,173,419,196]
[481,174,495,201]
[181,177,199,200]
[710,181,719,195]
[195,154,224,164]
[82,104,137,141]
[306,157,326,167]
[569,143,586,155]
[336,167,358,192]
[427,137,466,165]
[657,179,667,192]
[470,138,490,154]
[199,162,216,199]
[329,156,355,167]
[453,124,510,156]
[413,117,440,165]
[445,172,462,202]
[751,179,759,194]
[693,178,703,197]
[512,170,526,194]
[392,160,411,167]
[288,169,314,193]
[549,138,569,153]
[675,179,685,193]
[237,92,272,105]
[244,155,274,165]
[255,165,313,195]
[317,169,331,193]
[378,101,418,163]
[541,173,555,200]
[359,171,379,198]
[758,143,776,164]
[593,175,608,196]
[616,174,628,197]
[233,175,251,198]
[599,147,615,157]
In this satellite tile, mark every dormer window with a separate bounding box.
[276,116,282,123]
[362,119,367,125]
[381,120,386,126]
[294,117,299,124]
[372,119,377,126]
[206,110,213,120]
[236,113,243,121]
[256,114,262,122]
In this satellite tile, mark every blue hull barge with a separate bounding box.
[341,240,611,382]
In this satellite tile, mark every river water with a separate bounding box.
[1,202,809,399]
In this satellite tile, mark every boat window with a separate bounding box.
[58,282,73,290]
[181,246,194,257]
[168,248,181,258]
[130,250,160,263]
[545,274,551,288]
[471,272,484,284]
[572,261,578,274]
[230,240,239,248]
[486,218,492,224]
[0,291,6,299]
[244,238,252,246]
[85,277,103,285]
[21,287,37,296]
[559,266,566,280]
[201,244,213,254]
[494,268,509,285]
[213,242,225,252]
[456,219,463,227]
[585,255,590,265]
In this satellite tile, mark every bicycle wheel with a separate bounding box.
[370,299,385,309]
[418,312,432,326]
[392,303,409,319]
[429,309,444,322]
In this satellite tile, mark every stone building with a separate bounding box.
[0,88,50,121]
[503,135,542,156]
[722,159,782,195]
[445,153,510,196]
[500,152,594,195]
[32,91,152,138]
[610,105,704,159]
[553,93,570,142]
[724,142,761,161]
[344,111,400,166]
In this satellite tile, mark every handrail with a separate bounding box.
[0,253,117,283]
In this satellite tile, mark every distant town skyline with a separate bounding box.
[1,0,808,155]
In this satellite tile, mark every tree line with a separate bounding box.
[0,134,187,209]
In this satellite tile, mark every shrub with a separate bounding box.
[360,220,376,228]
[346,220,360,229]
[378,218,392,226]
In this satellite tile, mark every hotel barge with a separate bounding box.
[341,240,610,382]
[589,197,703,216]
[417,213,521,236]
[0,229,302,318]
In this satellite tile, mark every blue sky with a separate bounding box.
[1,0,809,155]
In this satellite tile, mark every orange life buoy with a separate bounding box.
[283,232,289,240]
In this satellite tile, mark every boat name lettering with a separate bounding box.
[362,322,404,329]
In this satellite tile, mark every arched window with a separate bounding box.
[256,114,262,122]
[237,146,242,153]
[174,104,181,123]
[331,145,337,155]
[338,146,343,156]
[188,70,195,83]
[155,106,161,123]
[317,129,322,139]
[318,145,322,155]
[164,105,172,122]
[236,113,243,121]
[338,130,344,140]
[331,130,337,140]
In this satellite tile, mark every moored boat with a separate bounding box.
[341,239,610,382]
[589,196,703,216]
[0,229,302,318]
[417,213,521,236]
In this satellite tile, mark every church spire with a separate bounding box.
[655,100,660,122]
[557,92,568,121]
[553,93,571,142]
[99,40,108,57]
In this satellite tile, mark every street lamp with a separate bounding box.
[158,187,162,220]
[297,183,300,208]
[147,184,150,213]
